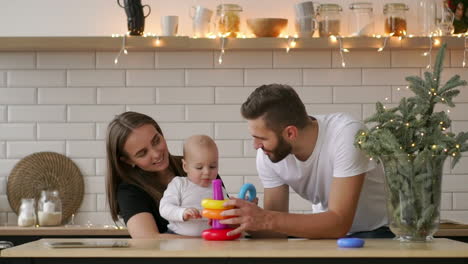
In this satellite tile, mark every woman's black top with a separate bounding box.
[117,174,225,233]
[117,183,169,233]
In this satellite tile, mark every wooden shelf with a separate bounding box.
[0,36,465,51]
[0,225,129,236]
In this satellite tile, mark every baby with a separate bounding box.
[159,134,227,236]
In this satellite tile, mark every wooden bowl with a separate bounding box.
[247,18,288,37]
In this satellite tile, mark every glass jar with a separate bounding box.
[383,3,409,37]
[349,2,374,36]
[17,198,36,227]
[317,4,343,37]
[216,4,242,38]
[38,190,62,226]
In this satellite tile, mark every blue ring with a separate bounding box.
[238,183,256,202]
[337,238,365,248]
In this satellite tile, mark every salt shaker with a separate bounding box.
[17,198,37,227]
[38,190,62,226]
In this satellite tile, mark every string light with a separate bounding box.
[114,33,128,64]
[424,34,433,69]
[377,33,393,52]
[286,37,297,53]
[338,36,346,68]
[218,37,226,64]
[155,36,161,46]
[463,36,468,68]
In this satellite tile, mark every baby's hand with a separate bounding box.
[183,208,202,221]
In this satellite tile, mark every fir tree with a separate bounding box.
[355,43,468,240]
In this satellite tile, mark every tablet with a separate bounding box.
[45,241,129,248]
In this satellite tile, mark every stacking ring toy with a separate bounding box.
[238,183,256,202]
[201,199,233,210]
[202,209,234,220]
[337,238,365,248]
[202,228,241,241]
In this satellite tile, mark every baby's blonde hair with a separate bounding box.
[183,135,218,160]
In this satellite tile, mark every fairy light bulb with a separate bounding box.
[377,47,384,52]
[290,40,297,48]
[123,49,128,55]
[329,35,337,42]
[434,38,441,46]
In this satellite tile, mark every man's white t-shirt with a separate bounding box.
[257,113,387,233]
[160,177,227,236]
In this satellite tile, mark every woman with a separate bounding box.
[106,111,186,238]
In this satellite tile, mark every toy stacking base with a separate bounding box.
[202,228,241,241]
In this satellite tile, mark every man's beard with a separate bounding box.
[265,135,292,163]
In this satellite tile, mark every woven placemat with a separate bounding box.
[7,152,84,224]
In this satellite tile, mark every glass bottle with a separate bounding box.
[216,4,242,38]
[317,4,343,37]
[38,190,62,226]
[417,0,437,36]
[436,0,455,35]
[17,198,36,227]
[383,3,409,37]
[349,2,374,36]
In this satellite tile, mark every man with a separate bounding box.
[220,84,388,239]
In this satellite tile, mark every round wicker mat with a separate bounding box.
[7,152,84,224]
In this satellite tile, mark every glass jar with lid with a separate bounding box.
[17,198,36,227]
[349,2,374,36]
[38,190,62,226]
[216,4,242,38]
[317,3,343,37]
[383,3,409,37]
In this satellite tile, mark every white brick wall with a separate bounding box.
[0,49,467,226]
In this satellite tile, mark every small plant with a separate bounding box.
[354,43,468,241]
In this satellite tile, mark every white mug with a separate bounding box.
[295,16,319,37]
[190,5,213,37]
[295,1,317,18]
[161,15,179,36]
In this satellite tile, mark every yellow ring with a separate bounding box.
[201,199,233,210]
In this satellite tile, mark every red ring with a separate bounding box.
[202,228,241,240]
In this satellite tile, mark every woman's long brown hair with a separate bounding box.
[105,111,185,221]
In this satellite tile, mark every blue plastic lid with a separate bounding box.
[337,238,365,248]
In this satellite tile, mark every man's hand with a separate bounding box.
[219,198,270,236]
[183,208,202,221]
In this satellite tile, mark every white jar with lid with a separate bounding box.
[18,198,36,227]
[383,3,409,37]
[38,190,62,226]
[216,3,242,38]
[317,3,343,37]
[349,2,374,36]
